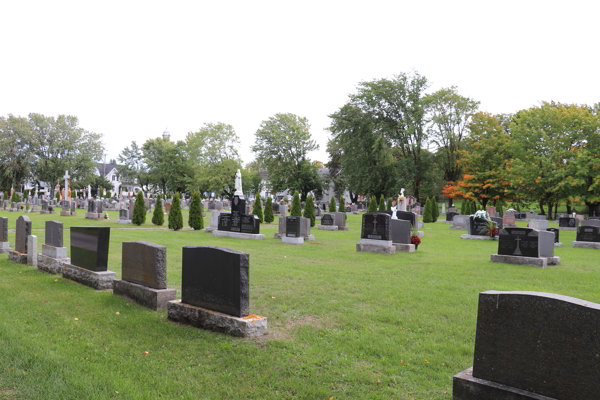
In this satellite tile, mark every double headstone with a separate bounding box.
[113,241,176,310]
[38,221,70,274]
[319,212,347,231]
[492,227,558,267]
[167,246,267,337]
[454,290,600,400]
[62,227,115,290]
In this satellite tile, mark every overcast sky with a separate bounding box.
[2,1,598,165]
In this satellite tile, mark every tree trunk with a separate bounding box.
[547,201,553,220]
[447,198,453,207]
[539,199,545,215]
[566,200,572,215]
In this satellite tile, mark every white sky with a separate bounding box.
[1,1,598,165]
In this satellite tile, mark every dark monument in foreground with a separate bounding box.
[491,227,559,268]
[62,227,115,290]
[454,290,600,400]
[8,215,31,264]
[168,246,267,337]
[356,213,396,254]
[113,241,176,310]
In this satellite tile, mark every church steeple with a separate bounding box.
[163,127,171,140]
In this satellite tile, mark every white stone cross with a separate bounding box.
[64,170,70,201]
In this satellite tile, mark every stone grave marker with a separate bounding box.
[502,214,516,227]
[27,235,37,266]
[167,246,267,337]
[584,219,600,228]
[451,215,469,230]
[8,216,32,263]
[528,219,548,230]
[446,211,459,222]
[391,219,415,252]
[319,213,337,231]
[356,212,395,254]
[395,210,416,227]
[546,227,561,247]
[214,194,264,239]
[38,221,70,274]
[573,226,600,249]
[492,227,558,267]
[113,241,176,310]
[486,206,496,217]
[453,290,600,400]
[283,216,305,244]
[462,216,496,240]
[559,216,578,229]
[0,217,12,253]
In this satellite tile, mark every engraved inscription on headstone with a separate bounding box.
[361,213,391,241]
[285,216,301,238]
[559,217,576,228]
[321,214,334,226]
[576,226,600,243]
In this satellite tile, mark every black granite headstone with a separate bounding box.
[321,214,334,226]
[469,216,490,236]
[547,227,560,243]
[217,214,232,231]
[361,213,391,241]
[70,227,111,272]
[240,215,260,234]
[559,217,577,228]
[0,217,8,242]
[446,212,459,222]
[576,226,600,243]
[182,246,249,317]
[498,228,540,258]
[15,216,32,253]
[395,211,416,227]
[285,216,301,237]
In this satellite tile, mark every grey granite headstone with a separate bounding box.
[391,219,412,244]
[452,215,469,229]
[454,290,600,400]
[584,219,600,228]
[0,217,8,242]
[122,241,167,289]
[45,221,63,247]
[182,246,249,317]
[528,220,548,230]
[16,216,32,253]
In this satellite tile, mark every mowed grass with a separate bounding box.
[0,211,599,399]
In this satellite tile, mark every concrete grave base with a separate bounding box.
[37,255,70,274]
[338,226,349,231]
[212,230,265,240]
[356,242,396,255]
[453,368,548,400]
[9,209,18,212]
[8,251,27,264]
[113,279,176,310]
[204,226,216,232]
[558,227,577,231]
[116,219,132,224]
[444,221,453,224]
[393,243,416,253]
[62,264,116,290]
[460,234,498,241]
[42,244,68,259]
[491,254,561,268]
[60,210,71,216]
[306,235,316,241]
[554,242,564,247]
[85,212,98,219]
[450,226,468,230]
[168,300,267,338]
[0,241,12,253]
[282,236,304,245]
[417,222,424,229]
[319,225,339,231]
[417,231,424,237]
[572,241,600,249]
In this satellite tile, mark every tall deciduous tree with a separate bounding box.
[118,141,151,193]
[142,138,190,195]
[252,113,322,201]
[0,115,33,191]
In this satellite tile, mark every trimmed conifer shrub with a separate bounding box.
[291,192,302,217]
[188,192,203,230]
[303,195,316,227]
[387,198,393,211]
[329,196,336,212]
[432,197,439,222]
[264,197,274,223]
[339,196,345,213]
[423,197,434,223]
[132,190,146,226]
[378,195,386,212]
[152,195,164,226]
[168,192,183,231]
[12,191,20,203]
[252,198,264,223]
[368,196,378,213]
[55,191,60,202]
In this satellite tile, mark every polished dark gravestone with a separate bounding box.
[45,220,63,248]
[559,216,577,228]
[0,217,12,253]
[395,211,416,227]
[285,216,301,238]
[391,219,411,244]
[8,216,32,263]
[446,211,459,222]
[361,213,391,241]
[468,216,489,236]
[497,228,553,258]
[70,227,111,272]
[547,227,560,243]
[181,246,249,317]
[215,195,262,238]
[453,291,600,400]
[321,214,334,226]
[576,226,600,242]
[113,241,176,310]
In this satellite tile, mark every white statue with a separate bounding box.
[400,188,405,198]
[391,205,398,219]
[234,169,244,197]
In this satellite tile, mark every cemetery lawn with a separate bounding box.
[1,212,599,400]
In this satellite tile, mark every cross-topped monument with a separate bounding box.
[64,170,70,201]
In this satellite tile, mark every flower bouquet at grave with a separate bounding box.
[410,224,421,248]
[20,205,24,210]
[474,210,490,220]
[482,220,499,237]
[506,208,516,213]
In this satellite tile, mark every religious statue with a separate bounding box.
[234,169,244,197]
[391,205,398,219]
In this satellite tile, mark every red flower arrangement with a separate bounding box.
[411,235,421,245]
[20,205,24,210]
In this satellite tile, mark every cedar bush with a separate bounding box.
[432,197,439,222]
[152,195,164,226]
[168,192,183,231]
[368,196,378,213]
[264,197,274,223]
[252,198,264,223]
[55,191,60,202]
[303,195,316,227]
[132,190,146,226]
[378,195,386,212]
[329,196,336,212]
[423,197,434,223]
[188,192,203,230]
[339,196,345,213]
[12,192,20,203]
[291,192,302,217]
[387,198,393,211]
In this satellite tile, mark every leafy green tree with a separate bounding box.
[11,191,20,203]
[132,190,146,226]
[368,195,378,213]
[423,198,434,223]
[252,198,264,223]
[387,198,393,211]
[0,115,33,192]
[303,195,316,227]
[252,113,322,201]
[264,197,274,223]
[329,195,337,212]
[378,195,386,212]
[118,141,151,193]
[152,195,164,226]
[339,196,346,213]
[168,192,183,231]
[142,138,190,195]
[188,192,203,230]
[291,192,302,217]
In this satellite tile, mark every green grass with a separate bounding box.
[1,211,599,399]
